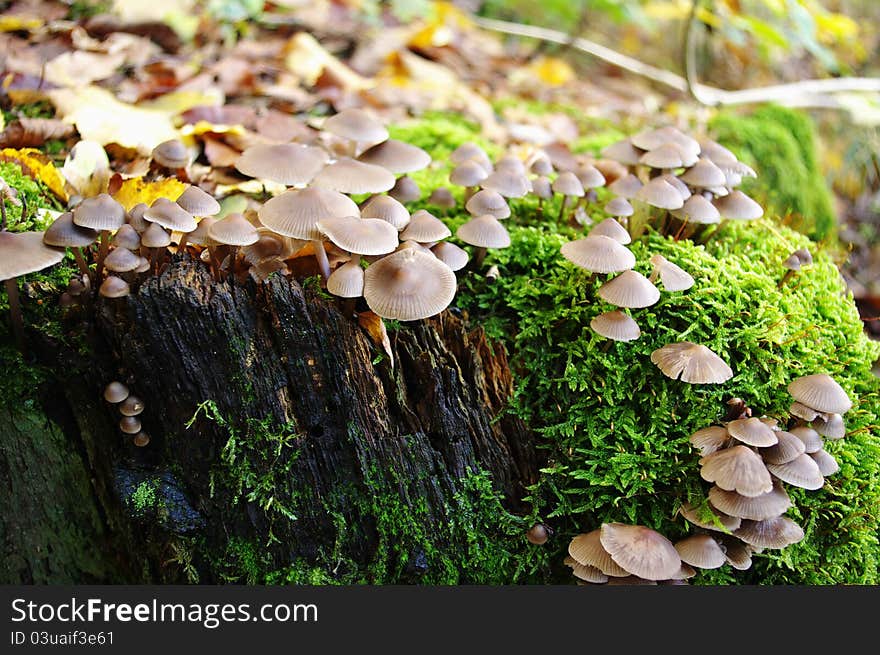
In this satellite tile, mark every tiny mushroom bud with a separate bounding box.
[119,395,145,417]
[119,415,142,434]
[104,381,129,403]
[526,524,549,545]
[99,275,130,298]
[133,432,150,447]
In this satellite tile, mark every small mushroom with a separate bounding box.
[132,432,150,447]
[360,195,411,231]
[788,426,823,454]
[455,214,510,269]
[597,270,660,309]
[450,160,489,200]
[357,139,431,176]
[589,310,640,342]
[363,248,457,321]
[650,342,733,384]
[427,187,456,210]
[707,481,792,521]
[235,143,329,187]
[104,381,129,403]
[388,175,421,204]
[551,172,585,221]
[726,417,778,448]
[119,415,142,434]
[400,210,452,245]
[312,158,396,195]
[812,412,845,440]
[599,522,682,581]
[526,524,549,545]
[787,374,852,415]
[699,445,773,497]
[678,501,741,532]
[674,534,726,570]
[43,211,98,277]
[465,189,510,219]
[648,254,694,291]
[322,108,388,157]
[688,426,731,457]
[765,453,825,490]
[431,241,469,272]
[119,395,145,416]
[810,449,840,476]
[733,517,804,550]
[72,193,126,282]
[99,275,130,298]
[568,530,630,577]
[560,235,635,275]
[759,430,807,465]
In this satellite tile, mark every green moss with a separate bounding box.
[0,161,61,231]
[709,105,837,241]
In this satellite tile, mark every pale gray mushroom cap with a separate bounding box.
[765,453,825,490]
[323,108,388,144]
[104,246,142,273]
[708,481,792,521]
[363,248,457,321]
[679,157,727,188]
[639,143,693,169]
[608,173,643,199]
[674,534,726,569]
[649,254,694,291]
[400,209,452,243]
[635,177,684,210]
[141,222,172,248]
[560,235,636,274]
[733,517,804,550]
[143,197,197,233]
[316,216,399,256]
[590,310,640,342]
[671,194,721,224]
[44,212,99,248]
[72,193,126,231]
[699,445,772,497]
[175,185,221,217]
[456,214,511,249]
[0,231,66,281]
[258,187,360,240]
[714,190,763,220]
[431,241,469,271]
[360,194,411,231]
[530,176,553,200]
[312,158,396,195]
[662,173,692,200]
[600,138,643,166]
[234,143,328,187]
[631,126,700,160]
[789,426,823,454]
[567,530,630,577]
[787,374,852,414]
[152,139,190,168]
[326,260,365,298]
[603,198,634,219]
[480,169,531,198]
[575,165,606,189]
[678,501,741,532]
[465,189,510,219]
[689,426,730,457]
[810,449,840,476]
[597,270,660,308]
[813,413,845,440]
[357,139,431,174]
[112,224,141,250]
[599,522,682,581]
[650,341,733,384]
[552,171,585,197]
[388,175,421,203]
[450,160,489,187]
[760,430,807,465]
[726,417,779,448]
[208,212,260,247]
[563,556,609,584]
[99,275,130,298]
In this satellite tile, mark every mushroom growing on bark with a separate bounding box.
[363,248,457,321]
[72,193,126,283]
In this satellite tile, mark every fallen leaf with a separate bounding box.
[203,135,241,167]
[60,140,111,198]
[0,147,68,201]
[44,50,126,87]
[0,117,74,148]
[0,15,43,33]
[112,176,187,211]
[139,88,225,114]
[358,310,394,368]
[284,32,373,91]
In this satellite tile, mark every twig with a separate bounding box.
[473,16,880,109]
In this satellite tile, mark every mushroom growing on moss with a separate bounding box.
[456,214,510,269]
[363,248,456,321]
[598,522,682,581]
[43,211,98,278]
[650,342,732,384]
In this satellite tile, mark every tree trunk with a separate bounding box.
[1,255,539,584]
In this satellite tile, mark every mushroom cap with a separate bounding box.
[363,248,457,321]
[650,341,733,384]
[431,241,469,272]
[530,176,553,200]
[635,177,684,210]
[525,524,549,545]
[760,430,807,465]
[699,138,739,167]
[427,187,457,209]
[140,222,172,249]
[143,197,197,233]
[787,374,852,414]
[590,310,640,342]
[134,256,150,273]
[810,449,840,476]
[175,185,222,217]
[186,217,218,247]
[357,139,431,174]
[400,210,452,243]
[563,556,609,584]
[765,453,825,490]
[132,432,150,447]
[783,253,801,272]
[551,171,585,197]
[208,212,260,247]
[480,170,531,198]
[326,260,365,298]
[608,173,643,199]
[360,195,411,231]
[679,501,741,532]
[671,194,721,224]
[450,160,490,187]
[813,413,845,440]
[465,189,510,218]
[317,216,399,256]
[679,157,727,188]
[639,143,694,169]
[689,426,730,457]
[789,401,819,421]
[560,235,636,274]
[648,254,694,291]
[99,275,130,298]
[234,143,328,187]
[112,224,141,250]
[734,517,804,549]
[313,158,396,195]
[103,381,129,403]
[708,481,792,521]
[119,395,145,417]
[104,246,142,273]
[674,534,727,569]
[456,214,511,249]
[44,212,99,248]
[574,165,606,189]
[789,426,823,454]
[597,269,660,308]
[529,154,554,176]
[388,175,421,203]
[323,108,388,143]
[600,138,643,166]
[495,154,526,175]
[152,139,190,168]
[127,203,149,233]
[793,247,813,265]
[0,231,66,281]
[603,198,634,219]
[713,190,763,220]
[258,187,360,240]
[119,415,141,434]
[591,217,631,244]
[72,193,126,231]
[699,445,773,497]
[726,417,779,447]
[450,142,490,166]
[567,530,630,577]
[661,173,692,200]
[719,537,753,570]
[599,522,682,581]
[631,126,700,159]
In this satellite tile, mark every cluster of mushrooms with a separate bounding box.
[103,380,150,447]
[557,372,852,585]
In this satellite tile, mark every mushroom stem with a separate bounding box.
[228,245,239,287]
[341,297,357,319]
[0,195,7,231]
[778,269,797,288]
[537,197,543,213]
[178,233,189,255]
[149,246,163,275]
[464,186,476,202]
[471,246,488,269]
[557,195,568,221]
[94,230,111,283]
[4,277,25,353]
[73,247,90,277]
[313,239,331,280]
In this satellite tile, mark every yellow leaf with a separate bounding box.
[814,11,859,43]
[358,310,394,368]
[0,15,43,32]
[0,148,68,201]
[284,32,373,91]
[112,176,187,211]
[214,179,286,197]
[178,120,246,138]
[527,56,575,87]
[61,140,111,198]
[48,85,179,155]
[140,89,225,115]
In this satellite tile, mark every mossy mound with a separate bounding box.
[709,105,837,242]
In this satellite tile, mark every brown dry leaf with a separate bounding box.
[358,310,394,369]
[283,32,373,92]
[0,117,74,148]
[202,136,241,168]
[44,50,126,87]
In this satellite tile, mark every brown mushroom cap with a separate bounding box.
[175,184,222,217]
[140,222,172,249]
[674,534,726,569]
[258,187,360,240]
[678,501,741,532]
[0,231,66,281]
[326,260,365,298]
[132,432,150,447]
[810,449,839,476]
[813,413,845,440]
[734,517,804,549]
[563,556,609,584]
[357,139,431,175]
[208,212,260,247]
[671,194,721,224]
[599,522,682,581]
[388,175,421,203]
[713,190,763,220]
[44,212,99,248]
[787,374,852,415]
[152,139,190,168]
[104,246,142,273]
[648,254,694,292]
[360,195,411,231]
[789,426,823,454]
[552,171,585,197]
[600,138,643,167]
[104,381,129,403]
[765,453,825,490]
[635,177,684,210]
[72,193,126,231]
[400,210,452,243]
[119,395,145,417]
[560,235,635,274]
[689,426,730,457]
[313,158,396,195]
[99,275,130,298]
[317,216,399,256]
[323,108,388,144]
[590,310,640,342]
[679,157,727,188]
[465,189,510,219]
[650,342,733,384]
[112,224,141,250]
[760,430,807,465]
[431,241,469,272]
[597,270,660,308]
[526,524,549,545]
[726,417,779,448]
[363,248,457,321]
[603,197,634,219]
[143,198,197,233]
[708,481,792,521]
[456,214,511,249]
[699,445,773,497]
[608,173,643,199]
[119,415,141,434]
[567,530,630,577]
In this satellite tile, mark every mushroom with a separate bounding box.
[455,213,510,269]
[608,173,643,199]
[600,138,643,167]
[140,222,172,275]
[142,197,197,266]
[679,157,727,188]
[103,246,142,276]
[688,426,731,457]
[670,194,721,226]
[427,187,456,210]
[812,413,845,440]
[602,198,634,224]
[322,108,388,157]
[119,396,145,416]
[235,143,329,187]
[598,522,682,581]
[810,449,840,476]
[589,310,640,342]
[759,430,807,465]
[431,241,469,272]
[132,432,150,447]
[119,415,142,434]
[72,193,126,283]
[43,211,98,277]
[563,556,608,584]
[207,212,260,281]
[733,517,804,549]
[530,176,553,212]
[699,445,773,497]
[713,190,763,220]
[787,374,852,415]
[360,194,411,231]
[674,534,727,569]
[358,139,431,177]
[151,139,191,178]
[362,248,457,321]
[597,270,660,309]
[707,481,792,521]
[650,342,733,384]
[635,176,684,211]
[175,185,222,218]
[388,175,421,204]
[648,254,694,291]
[678,501,741,532]
[400,210,452,245]
[789,401,819,422]
[526,524,549,545]
[465,189,510,219]
[258,187,360,280]
[726,417,778,447]
[103,381,129,403]
[788,426,823,454]
[450,159,489,200]
[765,453,825,490]
[568,530,630,577]
[112,224,141,251]
[631,126,700,160]
[718,536,753,570]
[560,235,635,275]
[480,169,531,200]
[450,142,492,171]
[551,172,585,221]
[312,158,396,195]
[99,275,130,299]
